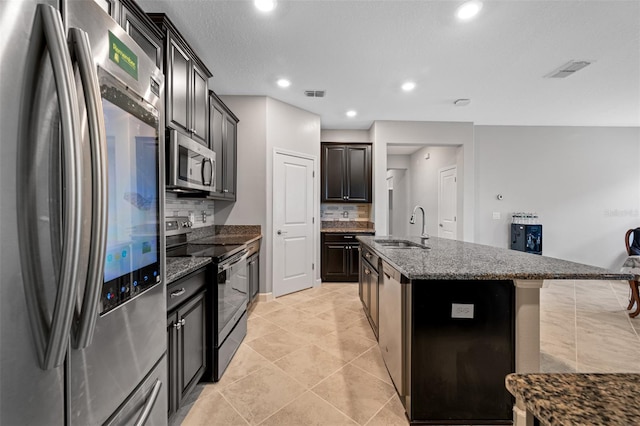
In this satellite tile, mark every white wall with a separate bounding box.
[406,146,459,238]
[321,129,371,143]
[387,169,409,236]
[266,98,322,291]
[371,121,475,240]
[218,96,268,291]
[218,96,321,294]
[474,125,640,269]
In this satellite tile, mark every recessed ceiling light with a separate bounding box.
[255,0,276,13]
[346,110,357,118]
[401,82,416,92]
[456,1,482,20]
[276,78,290,88]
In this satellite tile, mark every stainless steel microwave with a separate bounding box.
[167,129,216,193]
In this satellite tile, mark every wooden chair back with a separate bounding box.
[626,229,633,255]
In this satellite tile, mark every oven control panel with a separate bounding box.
[166,216,193,236]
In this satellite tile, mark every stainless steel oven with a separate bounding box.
[214,249,248,380]
[167,129,216,193]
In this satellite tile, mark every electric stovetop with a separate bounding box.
[166,243,244,263]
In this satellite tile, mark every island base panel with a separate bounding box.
[409,280,515,423]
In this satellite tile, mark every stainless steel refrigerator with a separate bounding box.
[0,1,167,424]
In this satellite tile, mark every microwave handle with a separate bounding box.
[201,157,213,186]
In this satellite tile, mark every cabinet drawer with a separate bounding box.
[361,246,379,271]
[323,233,360,243]
[167,268,207,312]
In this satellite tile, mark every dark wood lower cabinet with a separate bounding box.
[359,246,379,337]
[167,269,207,420]
[321,232,373,282]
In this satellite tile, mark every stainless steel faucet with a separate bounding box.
[410,205,429,239]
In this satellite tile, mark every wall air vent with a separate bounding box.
[304,90,325,97]
[545,60,592,78]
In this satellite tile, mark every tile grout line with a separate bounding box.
[363,392,398,426]
[216,388,252,426]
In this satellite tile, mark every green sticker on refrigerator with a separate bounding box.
[108,31,138,80]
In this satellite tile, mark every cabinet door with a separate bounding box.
[360,255,370,313]
[191,64,209,146]
[178,291,207,403]
[166,313,178,419]
[122,7,163,70]
[249,254,259,302]
[209,98,225,196]
[223,116,237,199]
[167,37,191,134]
[369,267,379,334]
[322,145,346,202]
[348,243,360,281]
[321,242,349,281]
[93,0,119,21]
[345,145,371,202]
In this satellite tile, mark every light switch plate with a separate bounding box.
[493,212,501,220]
[451,303,474,319]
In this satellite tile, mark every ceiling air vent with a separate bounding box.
[304,90,325,98]
[546,60,592,78]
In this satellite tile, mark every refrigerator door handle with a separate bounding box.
[17,4,84,370]
[133,379,162,426]
[67,27,108,350]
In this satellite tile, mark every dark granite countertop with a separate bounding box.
[187,224,262,246]
[357,236,632,281]
[506,373,640,426]
[321,228,375,234]
[166,257,211,284]
[189,234,262,245]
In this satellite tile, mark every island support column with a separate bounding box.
[513,279,544,426]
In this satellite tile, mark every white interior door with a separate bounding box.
[438,166,457,239]
[273,152,315,297]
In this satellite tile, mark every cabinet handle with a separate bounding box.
[181,318,186,326]
[344,236,354,239]
[364,269,371,275]
[174,322,181,330]
[365,253,372,259]
[223,189,229,193]
[192,129,197,134]
[170,288,186,298]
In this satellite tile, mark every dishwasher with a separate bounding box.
[378,261,411,399]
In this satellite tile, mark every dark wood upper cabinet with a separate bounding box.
[120,0,163,70]
[148,13,212,147]
[167,36,190,132]
[209,91,238,201]
[321,143,372,203]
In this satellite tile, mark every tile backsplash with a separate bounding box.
[320,203,371,221]
[165,192,214,228]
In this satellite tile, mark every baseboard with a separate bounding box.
[257,292,274,303]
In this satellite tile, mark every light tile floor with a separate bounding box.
[174,280,640,426]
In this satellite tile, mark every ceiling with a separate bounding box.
[137,0,640,130]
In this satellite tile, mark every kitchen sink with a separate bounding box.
[375,240,429,249]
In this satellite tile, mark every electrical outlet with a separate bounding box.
[493,212,501,220]
[451,303,474,319]
[342,211,349,218]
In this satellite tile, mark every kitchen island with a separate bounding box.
[506,373,640,425]
[356,236,632,426]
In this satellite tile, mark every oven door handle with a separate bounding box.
[218,251,249,273]
[68,27,108,350]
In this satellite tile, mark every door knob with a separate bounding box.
[277,230,288,235]
[439,224,443,227]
